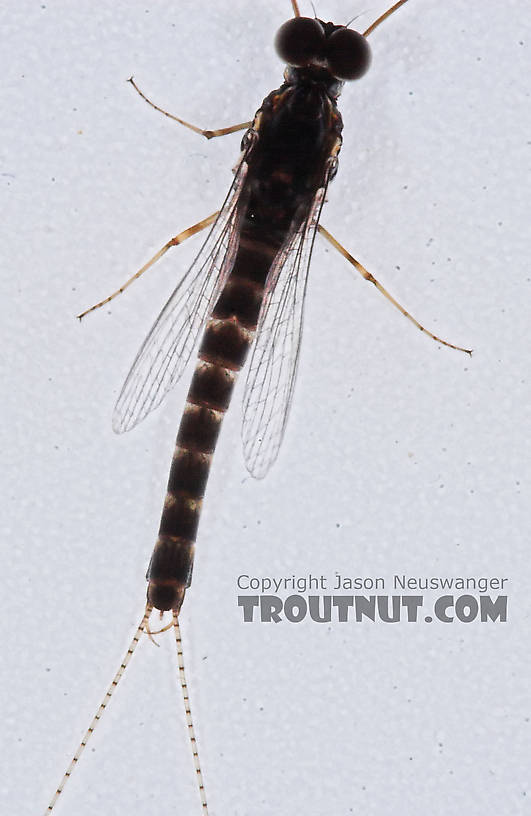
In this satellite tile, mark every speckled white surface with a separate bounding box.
[2,1,530,814]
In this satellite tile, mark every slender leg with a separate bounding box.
[291,0,301,16]
[44,606,152,815]
[77,211,219,320]
[128,78,251,140]
[363,0,409,38]
[317,224,472,355]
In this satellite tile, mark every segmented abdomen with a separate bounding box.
[146,235,275,612]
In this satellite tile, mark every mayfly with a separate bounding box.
[46,1,470,813]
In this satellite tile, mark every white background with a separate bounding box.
[2,1,530,814]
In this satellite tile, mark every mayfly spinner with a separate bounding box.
[46,2,470,813]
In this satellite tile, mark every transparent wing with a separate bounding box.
[241,176,331,479]
[113,152,251,433]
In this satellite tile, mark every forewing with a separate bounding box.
[113,154,251,433]
[241,181,330,479]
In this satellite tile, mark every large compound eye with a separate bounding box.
[275,17,325,67]
[327,28,371,80]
